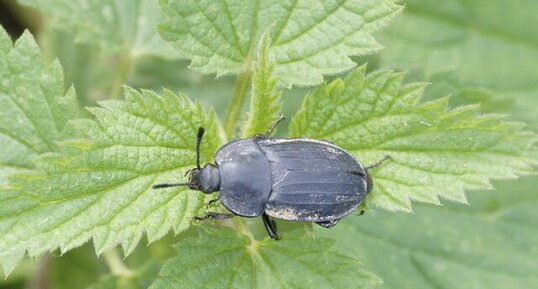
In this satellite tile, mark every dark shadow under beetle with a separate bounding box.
[153,116,390,240]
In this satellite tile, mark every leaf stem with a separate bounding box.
[224,71,252,138]
[110,52,132,100]
[103,248,134,277]
[30,253,51,289]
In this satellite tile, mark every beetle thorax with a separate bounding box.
[189,164,220,193]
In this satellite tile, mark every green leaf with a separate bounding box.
[19,0,177,57]
[0,27,80,276]
[158,0,401,86]
[325,176,538,289]
[242,34,283,137]
[356,3,538,287]
[290,66,537,212]
[150,227,380,289]
[374,0,538,126]
[0,27,80,183]
[0,88,222,275]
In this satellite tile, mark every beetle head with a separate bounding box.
[152,127,220,192]
[187,163,220,193]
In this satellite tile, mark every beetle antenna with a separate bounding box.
[365,155,391,170]
[196,127,205,169]
[152,183,192,189]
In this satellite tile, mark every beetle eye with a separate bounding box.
[187,169,201,189]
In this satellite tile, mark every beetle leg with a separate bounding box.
[365,155,392,170]
[193,212,235,221]
[315,219,340,228]
[358,210,365,216]
[262,213,280,240]
[261,114,286,138]
[204,198,219,209]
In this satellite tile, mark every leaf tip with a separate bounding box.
[0,250,25,278]
[14,29,39,50]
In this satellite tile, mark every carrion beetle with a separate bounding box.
[153,116,390,239]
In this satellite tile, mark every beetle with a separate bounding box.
[153,116,390,239]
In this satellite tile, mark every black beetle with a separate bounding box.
[153,116,390,239]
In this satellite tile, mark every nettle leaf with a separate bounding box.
[242,35,283,138]
[150,227,380,289]
[158,0,401,86]
[0,28,80,183]
[0,88,222,275]
[375,0,538,126]
[290,66,537,212]
[19,0,176,57]
[327,177,538,289]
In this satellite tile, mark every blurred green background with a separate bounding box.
[0,0,536,288]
